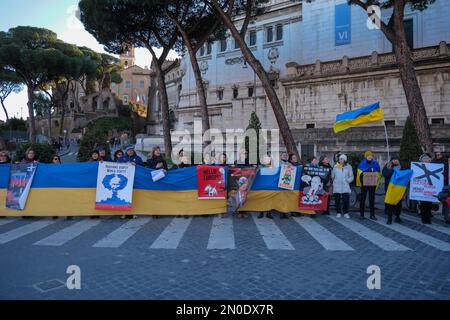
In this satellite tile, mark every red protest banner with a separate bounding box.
[197,165,226,199]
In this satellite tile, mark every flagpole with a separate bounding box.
[383,121,391,161]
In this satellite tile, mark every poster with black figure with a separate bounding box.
[298,165,331,211]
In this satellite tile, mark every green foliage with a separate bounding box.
[86,116,132,134]
[33,92,52,117]
[399,117,422,168]
[0,117,27,132]
[347,152,364,185]
[15,142,55,163]
[77,129,110,162]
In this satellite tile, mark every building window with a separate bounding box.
[248,87,254,97]
[219,39,227,52]
[139,80,145,88]
[270,79,277,87]
[249,30,257,46]
[431,118,444,125]
[404,19,414,50]
[276,24,283,41]
[301,144,315,161]
[233,88,239,99]
[111,82,116,88]
[206,42,212,55]
[200,45,205,56]
[123,95,129,104]
[306,123,315,129]
[266,26,273,43]
[217,89,224,101]
[125,80,131,88]
[384,120,396,126]
[234,39,240,49]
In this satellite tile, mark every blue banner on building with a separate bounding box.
[335,3,351,46]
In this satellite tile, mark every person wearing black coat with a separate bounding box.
[146,146,168,171]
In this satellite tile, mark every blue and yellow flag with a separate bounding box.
[385,167,413,205]
[333,102,384,133]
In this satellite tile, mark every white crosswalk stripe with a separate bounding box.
[207,217,235,249]
[293,217,353,251]
[0,215,449,251]
[0,218,18,226]
[150,217,192,249]
[33,219,101,246]
[401,214,450,236]
[371,218,450,251]
[93,217,152,248]
[252,214,294,250]
[0,220,57,244]
[330,216,411,251]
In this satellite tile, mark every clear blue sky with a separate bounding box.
[0,0,77,32]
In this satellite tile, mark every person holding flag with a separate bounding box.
[384,167,413,224]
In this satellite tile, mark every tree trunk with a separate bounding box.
[26,86,37,142]
[172,20,211,139]
[0,100,9,122]
[391,1,433,154]
[212,2,299,158]
[153,59,173,157]
[59,105,65,137]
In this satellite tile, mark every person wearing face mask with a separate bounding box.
[357,151,381,220]
[382,156,403,222]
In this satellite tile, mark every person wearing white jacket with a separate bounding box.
[332,154,354,218]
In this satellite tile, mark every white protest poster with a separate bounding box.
[95,162,136,211]
[278,164,297,190]
[409,162,444,202]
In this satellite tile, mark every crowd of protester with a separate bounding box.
[0,144,449,226]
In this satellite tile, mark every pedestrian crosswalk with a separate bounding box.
[0,213,450,252]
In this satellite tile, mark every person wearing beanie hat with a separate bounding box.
[357,150,381,220]
[332,154,354,218]
[118,144,144,166]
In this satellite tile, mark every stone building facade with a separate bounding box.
[173,0,450,163]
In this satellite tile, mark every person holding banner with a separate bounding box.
[319,156,332,216]
[288,153,300,167]
[21,148,38,164]
[0,150,11,164]
[357,151,381,220]
[146,146,168,170]
[113,150,123,162]
[120,145,144,167]
[332,154,353,219]
[89,150,100,162]
[418,153,434,224]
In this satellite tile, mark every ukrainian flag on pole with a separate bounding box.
[333,102,384,133]
[385,167,413,205]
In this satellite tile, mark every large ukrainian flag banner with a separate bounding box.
[0,163,305,216]
[385,167,413,205]
[333,102,384,133]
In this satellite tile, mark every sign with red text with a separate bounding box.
[197,165,226,199]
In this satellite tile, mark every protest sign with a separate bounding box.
[197,165,226,199]
[6,163,37,210]
[409,162,444,202]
